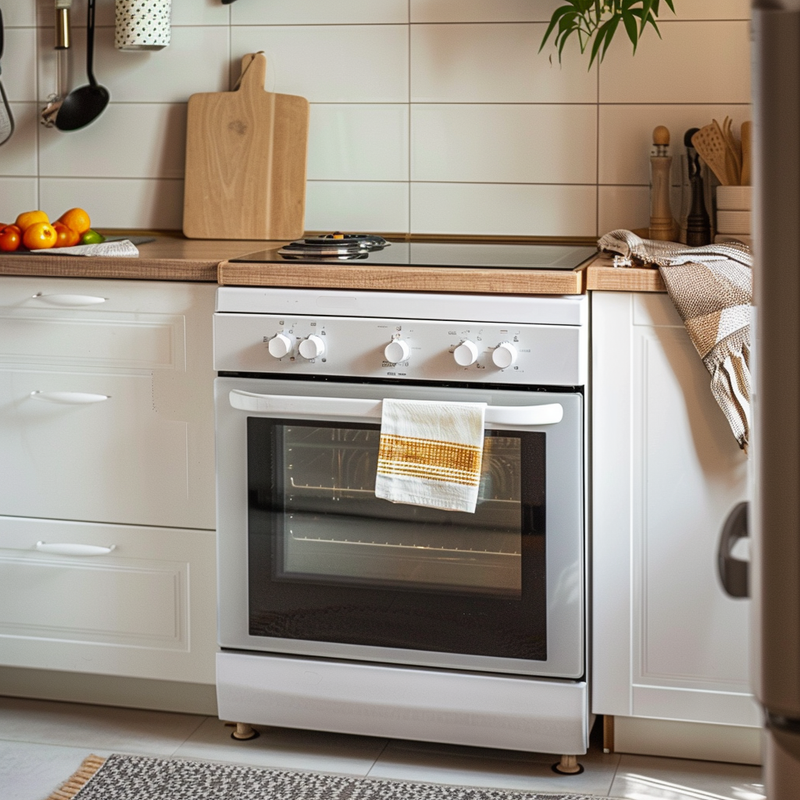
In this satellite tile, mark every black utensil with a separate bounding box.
[0,8,16,146]
[684,127,711,247]
[55,0,109,131]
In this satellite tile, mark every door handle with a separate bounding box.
[35,541,116,556]
[718,501,749,599]
[30,391,110,404]
[228,390,564,427]
[31,293,106,306]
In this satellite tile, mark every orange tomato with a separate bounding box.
[22,222,58,250]
[0,226,21,252]
[15,210,50,233]
[57,208,91,236]
[53,222,80,248]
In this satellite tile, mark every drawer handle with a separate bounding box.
[35,541,116,556]
[32,293,107,306]
[30,391,110,404]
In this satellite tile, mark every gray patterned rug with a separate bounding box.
[48,753,615,800]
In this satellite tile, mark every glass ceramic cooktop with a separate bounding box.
[230,241,598,271]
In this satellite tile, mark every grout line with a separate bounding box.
[365,738,392,777]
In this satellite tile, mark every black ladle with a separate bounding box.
[56,0,109,131]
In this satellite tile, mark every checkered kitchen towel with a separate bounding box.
[375,398,486,513]
[599,230,753,451]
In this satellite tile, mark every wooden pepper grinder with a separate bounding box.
[684,127,711,247]
[649,126,677,241]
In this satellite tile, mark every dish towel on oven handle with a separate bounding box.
[375,398,487,513]
[598,229,752,452]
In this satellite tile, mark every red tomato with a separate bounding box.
[0,225,21,252]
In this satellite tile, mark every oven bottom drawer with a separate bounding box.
[217,651,589,754]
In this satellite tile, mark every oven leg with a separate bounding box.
[551,754,584,775]
[230,722,259,741]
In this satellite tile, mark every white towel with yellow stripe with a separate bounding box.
[374,398,486,513]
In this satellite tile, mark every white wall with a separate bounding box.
[0,0,751,237]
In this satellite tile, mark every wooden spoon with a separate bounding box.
[715,117,741,185]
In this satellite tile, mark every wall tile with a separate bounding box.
[411,24,597,104]
[412,104,596,184]
[38,26,230,104]
[305,182,409,234]
[599,21,751,104]
[40,104,187,179]
[411,183,597,237]
[0,105,39,177]
[598,185,650,234]
[599,104,751,186]
[231,26,408,103]
[4,29,37,102]
[670,0,750,20]
[232,0,407,25]
[308,105,409,182]
[0,179,38,221]
[40,178,184,229]
[8,2,36,27]
[410,0,561,23]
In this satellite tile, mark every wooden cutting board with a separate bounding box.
[183,53,310,240]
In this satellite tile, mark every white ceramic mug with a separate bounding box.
[115,0,171,51]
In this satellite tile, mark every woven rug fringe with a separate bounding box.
[46,754,106,800]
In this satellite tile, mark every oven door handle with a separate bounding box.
[228,390,564,427]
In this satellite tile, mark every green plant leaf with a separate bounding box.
[539,6,576,54]
[622,9,639,52]
[639,0,656,34]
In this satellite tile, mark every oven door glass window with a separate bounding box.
[247,419,546,662]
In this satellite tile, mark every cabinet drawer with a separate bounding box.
[0,369,213,529]
[0,516,216,683]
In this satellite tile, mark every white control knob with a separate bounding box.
[298,335,325,360]
[384,339,411,364]
[491,342,518,369]
[268,332,295,359]
[453,340,479,367]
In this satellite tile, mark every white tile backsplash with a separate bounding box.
[232,26,409,103]
[411,183,597,237]
[599,21,751,104]
[410,0,562,24]
[4,28,37,102]
[40,178,185,230]
[411,24,597,104]
[305,182,409,234]
[308,105,409,182]
[412,104,597,184]
[232,0,408,26]
[6,9,752,237]
[39,105,187,179]
[0,104,38,177]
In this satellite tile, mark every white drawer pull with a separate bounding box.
[36,541,116,556]
[32,293,107,306]
[30,391,110,404]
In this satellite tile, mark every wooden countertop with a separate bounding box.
[0,235,666,293]
[0,235,274,282]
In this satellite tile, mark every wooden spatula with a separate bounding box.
[692,124,732,185]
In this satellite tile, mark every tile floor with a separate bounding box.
[0,696,766,800]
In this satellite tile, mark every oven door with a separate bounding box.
[215,377,584,679]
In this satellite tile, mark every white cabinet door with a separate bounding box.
[0,278,215,530]
[0,515,216,683]
[592,291,759,727]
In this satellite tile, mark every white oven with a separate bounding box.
[213,284,590,764]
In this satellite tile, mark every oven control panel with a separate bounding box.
[215,313,587,386]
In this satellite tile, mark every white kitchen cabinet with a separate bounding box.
[591,292,760,735]
[0,278,215,530]
[0,277,217,690]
